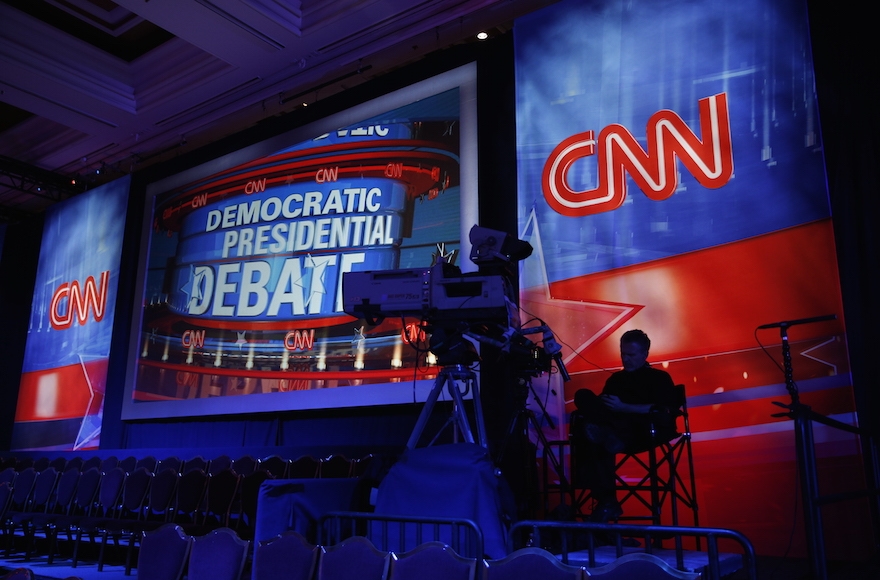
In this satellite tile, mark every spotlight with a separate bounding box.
[476,31,489,40]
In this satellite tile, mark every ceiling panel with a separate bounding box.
[0,0,552,223]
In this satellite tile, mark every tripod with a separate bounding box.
[496,374,574,519]
[406,364,488,450]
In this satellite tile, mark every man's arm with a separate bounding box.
[600,366,677,414]
[600,395,653,414]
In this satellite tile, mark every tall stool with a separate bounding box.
[543,384,698,529]
[608,384,699,528]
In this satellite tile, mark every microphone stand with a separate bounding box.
[770,323,825,578]
[766,314,879,580]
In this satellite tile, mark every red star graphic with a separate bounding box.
[518,209,642,377]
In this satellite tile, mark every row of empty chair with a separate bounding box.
[254,530,596,580]
[1,465,253,568]
[0,453,374,481]
[141,525,692,580]
[0,452,377,570]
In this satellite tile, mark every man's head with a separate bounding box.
[620,329,650,372]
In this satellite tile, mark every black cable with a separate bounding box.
[518,305,614,375]
[754,326,788,376]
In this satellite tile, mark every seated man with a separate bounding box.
[572,329,679,522]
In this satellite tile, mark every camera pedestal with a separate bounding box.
[406,364,487,450]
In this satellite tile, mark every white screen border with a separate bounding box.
[121,63,478,420]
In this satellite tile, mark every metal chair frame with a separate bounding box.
[544,385,699,531]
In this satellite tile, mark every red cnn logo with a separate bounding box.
[284,329,315,351]
[50,271,111,330]
[542,93,733,217]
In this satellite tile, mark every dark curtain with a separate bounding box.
[808,0,880,438]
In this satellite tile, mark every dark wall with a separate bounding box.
[0,217,43,449]
[807,0,880,439]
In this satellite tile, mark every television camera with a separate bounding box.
[341,225,569,380]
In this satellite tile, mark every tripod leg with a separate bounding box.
[468,375,488,448]
[406,373,449,449]
[447,378,476,444]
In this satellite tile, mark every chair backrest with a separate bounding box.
[65,457,85,472]
[52,468,81,514]
[119,456,138,473]
[0,482,13,520]
[253,531,318,580]
[71,468,102,515]
[649,384,688,442]
[0,467,16,485]
[288,455,320,479]
[96,467,127,515]
[15,458,34,471]
[136,456,158,474]
[259,455,289,478]
[120,467,153,516]
[204,469,240,527]
[587,553,701,580]
[49,457,68,472]
[158,456,183,474]
[208,455,230,474]
[184,456,210,474]
[673,384,690,433]
[174,469,208,523]
[10,467,38,509]
[232,455,257,476]
[136,523,193,580]
[29,467,60,510]
[101,456,120,472]
[388,542,476,580]
[320,455,352,478]
[187,527,249,580]
[483,547,587,580]
[145,468,179,521]
[32,457,50,472]
[81,456,102,472]
[317,536,389,580]
[351,454,375,478]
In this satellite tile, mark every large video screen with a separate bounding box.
[514,0,857,556]
[123,65,477,419]
[12,176,130,450]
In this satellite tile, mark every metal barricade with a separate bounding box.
[318,511,484,559]
[510,520,757,580]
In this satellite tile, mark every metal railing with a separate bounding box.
[318,511,484,558]
[510,520,757,580]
